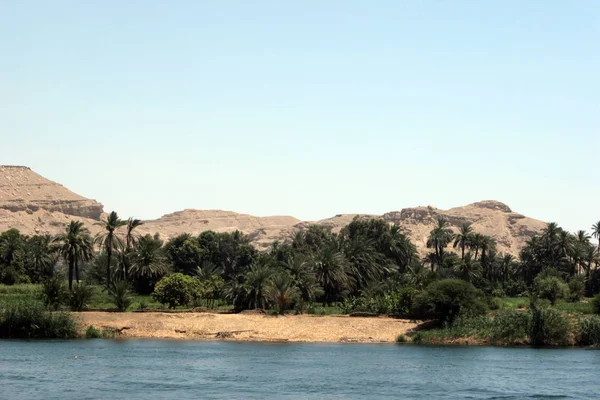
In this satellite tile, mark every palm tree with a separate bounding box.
[592,221,600,251]
[25,235,57,281]
[312,246,350,305]
[453,223,473,260]
[54,221,94,290]
[125,218,144,251]
[426,218,453,270]
[244,255,276,309]
[95,211,126,290]
[129,234,169,293]
[454,253,481,283]
[282,255,322,313]
[266,273,300,314]
[120,218,143,280]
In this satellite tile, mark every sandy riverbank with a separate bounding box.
[77,312,419,343]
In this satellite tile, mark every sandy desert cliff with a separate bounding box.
[0,166,548,256]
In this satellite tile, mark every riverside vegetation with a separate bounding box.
[0,211,599,345]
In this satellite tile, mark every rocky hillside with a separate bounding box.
[0,166,104,235]
[0,166,547,256]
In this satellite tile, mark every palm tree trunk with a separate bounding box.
[75,259,80,284]
[461,244,465,260]
[106,242,112,290]
[68,259,74,291]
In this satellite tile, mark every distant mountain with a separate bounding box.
[0,166,548,256]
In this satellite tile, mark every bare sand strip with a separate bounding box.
[77,312,419,343]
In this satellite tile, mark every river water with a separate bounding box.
[0,340,598,399]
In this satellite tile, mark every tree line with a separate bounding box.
[0,211,599,313]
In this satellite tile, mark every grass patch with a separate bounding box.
[555,301,593,315]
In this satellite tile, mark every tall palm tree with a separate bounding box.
[592,221,600,251]
[125,218,144,251]
[453,223,473,260]
[426,218,453,270]
[26,235,57,281]
[283,254,322,313]
[312,246,350,305]
[54,221,94,290]
[244,255,276,309]
[120,218,144,280]
[129,234,169,288]
[95,211,126,289]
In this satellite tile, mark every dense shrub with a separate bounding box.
[534,277,568,306]
[578,316,600,346]
[85,325,102,338]
[152,273,203,309]
[109,281,133,312]
[40,275,67,311]
[568,276,586,302]
[69,283,95,311]
[529,307,570,346]
[488,310,530,343]
[592,294,600,315]
[0,301,78,338]
[395,287,419,315]
[413,279,486,324]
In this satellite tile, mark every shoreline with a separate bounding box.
[77,311,419,343]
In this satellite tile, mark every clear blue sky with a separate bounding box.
[1,1,598,234]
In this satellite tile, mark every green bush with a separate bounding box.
[488,310,530,343]
[578,316,600,346]
[413,279,486,325]
[0,301,79,339]
[85,325,115,339]
[395,287,419,315]
[40,275,67,310]
[69,283,95,311]
[568,276,586,302]
[529,307,570,346]
[109,281,132,312]
[411,332,423,344]
[592,294,600,315]
[152,273,203,309]
[534,277,568,306]
[395,334,407,343]
[85,325,101,338]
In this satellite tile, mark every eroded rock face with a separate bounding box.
[0,166,104,220]
[0,166,547,256]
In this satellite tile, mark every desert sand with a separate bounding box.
[78,312,419,343]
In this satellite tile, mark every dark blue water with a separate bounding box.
[0,340,599,399]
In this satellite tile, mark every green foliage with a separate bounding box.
[85,325,101,338]
[578,316,600,346]
[395,334,407,343]
[534,276,569,306]
[568,276,586,302]
[266,273,299,314]
[109,280,133,311]
[413,279,485,324]
[152,273,203,309]
[85,325,115,339]
[488,310,530,342]
[40,275,67,310]
[395,286,419,315]
[68,282,95,311]
[0,301,79,338]
[592,294,600,315]
[529,306,571,346]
